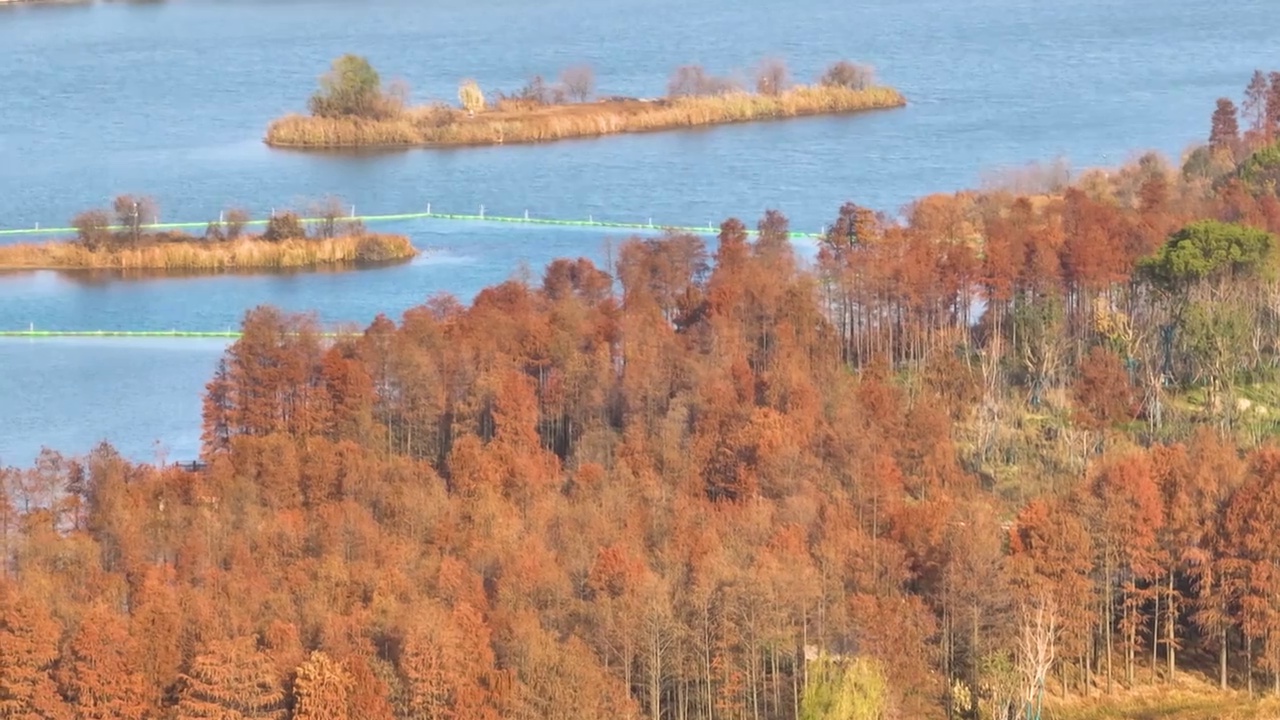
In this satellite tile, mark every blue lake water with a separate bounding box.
[0,0,1276,463]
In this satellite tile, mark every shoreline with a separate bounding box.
[265,86,906,150]
[0,234,417,272]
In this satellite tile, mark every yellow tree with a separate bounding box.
[458,80,485,115]
[57,604,149,720]
[292,651,353,720]
[0,583,69,720]
[175,636,287,720]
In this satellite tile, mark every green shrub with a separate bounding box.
[800,654,887,720]
[1239,141,1280,192]
[309,54,393,119]
[1141,220,1276,289]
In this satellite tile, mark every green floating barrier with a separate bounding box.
[1,207,826,240]
[0,329,355,340]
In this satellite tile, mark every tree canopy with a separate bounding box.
[1141,220,1275,288]
[309,54,388,119]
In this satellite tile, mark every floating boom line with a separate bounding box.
[0,207,827,240]
[0,329,352,339]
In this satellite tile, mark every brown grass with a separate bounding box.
[1044,675,1280,720]
[1046,692,1280,720]
[0,234,417,271]
[264,85,907,149]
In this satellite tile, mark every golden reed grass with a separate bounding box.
[0,234,417,271]
[265,85,907,149]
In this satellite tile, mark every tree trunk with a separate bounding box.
[1247,633,1254,697]
[1167,571,1176,679]
[1221,627,1229,691]
[1085,638,1093,697]
[1105,554,1114,693]
[1125,597,1134,686]
[1152,584,1160,684]
[792,649,800,720]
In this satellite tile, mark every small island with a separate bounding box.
[0,196,417,272]
[265,55,906,150]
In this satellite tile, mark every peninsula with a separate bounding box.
[0,197,417,272]
[265,55,905,149]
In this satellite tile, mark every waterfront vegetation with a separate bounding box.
[6,75,1280,720]
[0,195,417,271]
[265,54,906,148]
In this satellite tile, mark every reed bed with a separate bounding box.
[0,234,416,271]
[265,85,906,149]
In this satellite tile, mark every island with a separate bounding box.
[265,55,906,149]
[0,196,417,272]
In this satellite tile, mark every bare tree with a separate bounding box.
[561,64,596,103]
[112,195,157,247]
[667,65,710,98]
[1018,595,1058,720]
[310,196,349,239]
[754,57,790,96]
[979,157,1072,195]
[224,208,250,241]
[514,75,553,105]
[666,65,741,98]
[384,77,411,116]
[71,209,112,251]
[263,211,306,242]
[820,60,875,91]
[203,219,225,242]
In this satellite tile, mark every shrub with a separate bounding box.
[204,220,225,242]
[820,60,875,91]
[356,234,405,262]
[263,212,306,243]
[800,654,887,720]
[224,209,250,240]
[72,209,112,251]
[458,80,486,114]
[755,57,790,96]
[418,102,460,128]
[309,54,390,119]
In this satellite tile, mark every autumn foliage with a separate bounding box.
[8,74,1280,720]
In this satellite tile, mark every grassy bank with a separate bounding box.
[266,68,905,149]
[0,234,417,271]
[1046,688,1280,720]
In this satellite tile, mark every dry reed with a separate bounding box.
[264,85,906,149]
[0,234,417,271]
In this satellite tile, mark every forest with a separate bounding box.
[4,72,1280,720]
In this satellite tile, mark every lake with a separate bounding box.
[0,0,1275,463]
